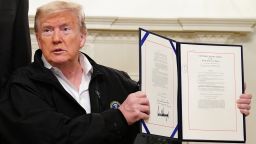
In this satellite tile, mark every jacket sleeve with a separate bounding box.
[12,0,31,70]
[2,82,129,144]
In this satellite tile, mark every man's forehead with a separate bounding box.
[39,10,78,22]
[39,12,77,26]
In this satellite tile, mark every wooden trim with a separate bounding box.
[29,16,256,32]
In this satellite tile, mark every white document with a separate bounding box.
[139,28,245,143]
[180,44,244,141]
[140,30,178,138]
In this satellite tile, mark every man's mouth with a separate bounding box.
[52,48,65,54]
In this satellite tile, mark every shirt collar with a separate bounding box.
[41,53,93,75]
[79,53,93,75]
[41,55,52,69]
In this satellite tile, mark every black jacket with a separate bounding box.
[0,50,139,144]
[0,0,31,85]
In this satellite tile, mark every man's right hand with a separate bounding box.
[119,91,150,125]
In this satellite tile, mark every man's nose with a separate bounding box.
[52,30,62,44]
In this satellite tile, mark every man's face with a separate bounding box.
[36,10,86,66]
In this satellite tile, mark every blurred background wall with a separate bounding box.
[29,0,256,144]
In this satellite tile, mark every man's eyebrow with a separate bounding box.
[60,23,70,27]
[41,25,53,29]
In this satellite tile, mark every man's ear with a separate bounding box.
[35,33,42,49]
[80,32,86,48]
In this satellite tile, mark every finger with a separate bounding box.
[138,111,150,120]
[133,91,147,98]
[237,104,251,110]
[240,109,250,116]
[138,105,150,114]
[137,97,150,105]
[240,93,252,99]
[237,95,252,104]
[237,99,251,104]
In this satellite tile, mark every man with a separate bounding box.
[0,1,149,144]
[0,1,251,144]
[0,0,31,86]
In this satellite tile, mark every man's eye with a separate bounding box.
[64,27,70,31]
[62,27,72,34]
[63,27,71,31]
[42,28,53,36]
[43,29,52,32]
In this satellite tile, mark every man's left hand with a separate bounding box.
[237,93,252,116]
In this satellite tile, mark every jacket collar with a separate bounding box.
[31,49,104,85]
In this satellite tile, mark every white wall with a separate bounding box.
[29,0,256,18]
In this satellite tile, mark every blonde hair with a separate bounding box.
[34,0,86,34]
